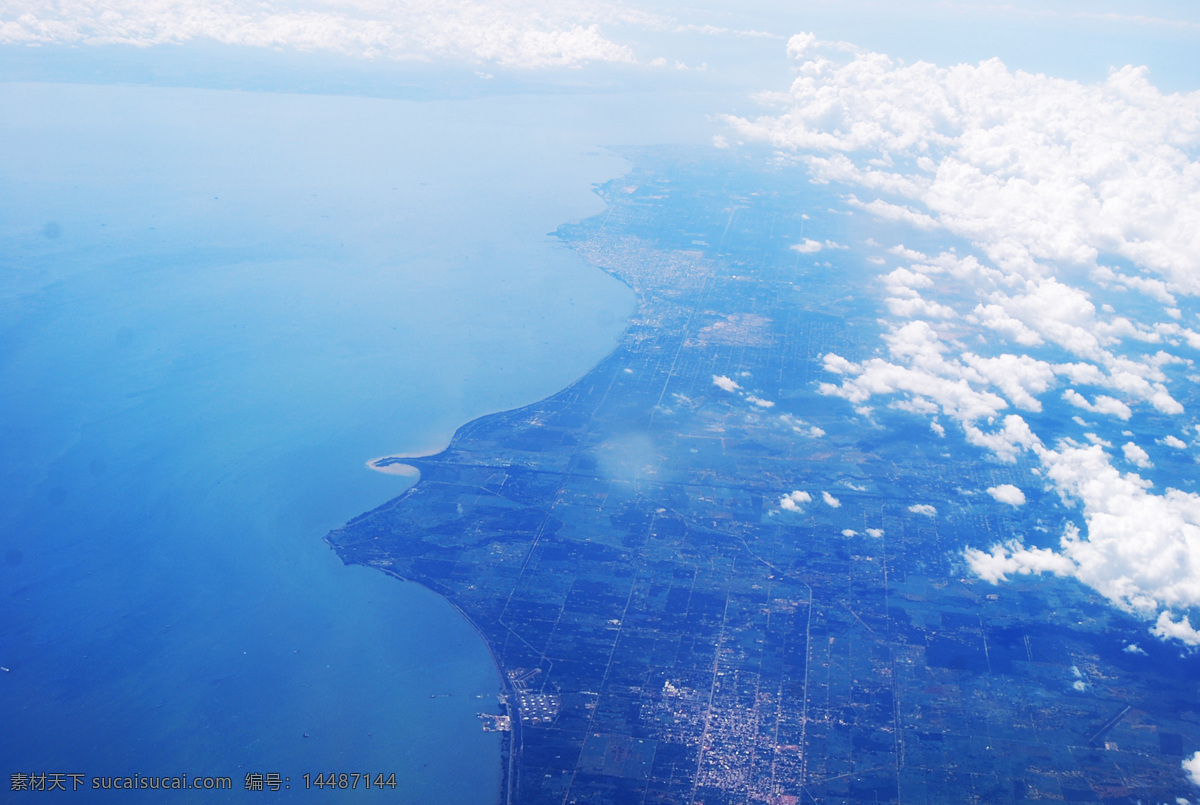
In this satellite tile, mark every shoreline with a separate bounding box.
[341,178,638,805]
[325,550,521,805]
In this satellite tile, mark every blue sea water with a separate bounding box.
[0,83,638,801]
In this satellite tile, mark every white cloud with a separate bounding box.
[908,503,937,517]
[1092,265,1177,306]
[963,415,1041,464]
[987,484,1026,506]
[822,491,840,508]
[712,375,740,392]
[822,353,857,375]
[1185,751,1200,787]
[882,267,933,296]
[746,395,775,408]
[965,539,1076,584]
[726,39,1200,294]
[779,415,824,438]
[1153,611,1200,646]
[731,33,1200,647]
[779,490,811,512]
[865,528,884,538]
[886,294,957,320]
[1122,441,1153,469]
[1161,434,1188,449]
[820,322,1098,441]
[972,303,1043,346]
[791,238,845,254]
[819,322,1012,425]
[1063,389,1133,421]
[733,34,1194,432]
[841,529,857,537]
[0,0,642,68]
[969,442,1200,646]
[1122,643,1147,655]
[963,353,1055,412]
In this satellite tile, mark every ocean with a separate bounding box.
[0,82,636,802]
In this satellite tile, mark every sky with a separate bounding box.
[4,0,1200,89]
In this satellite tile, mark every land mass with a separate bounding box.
[327,152,1199,804]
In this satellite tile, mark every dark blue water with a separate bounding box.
[0,83,634,801]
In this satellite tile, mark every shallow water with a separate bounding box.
[0,82,635,802]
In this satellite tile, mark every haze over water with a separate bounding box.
[0,82,637,802]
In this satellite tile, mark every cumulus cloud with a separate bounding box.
[1184,751,1200,786]
[963,415,1042,464]
[865,528,884,538]
[987,484,1026,506]
[712,375,740,392]
[822,491,840,508]
[731,32,1200,647]
[1063,389,1133,421]
[965,539,1076,584]
[969,442,1200,646]
[0,0,643,68]
[746,395,775,408]
[1161,434,1188,449]
[779,490,811,512]
[841,529,857,537]
[1122,441,1153,469]
[791,238,844,254]
[726,36,1200,294]
[908,503,937,517]
[818,322,1013,426]
[1153,611,1200,645]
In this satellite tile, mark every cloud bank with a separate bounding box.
[0,0,646,67]
[728,34,1200,646]
[727,35,1200,292]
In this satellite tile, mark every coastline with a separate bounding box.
[330,162,641,805]
[336,319,638,805]
[323,550,522,805]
